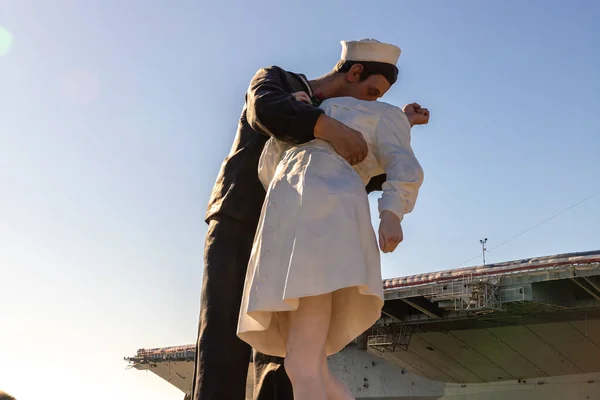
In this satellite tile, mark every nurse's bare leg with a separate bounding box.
[284,293,332,400]
[322,354,355,399]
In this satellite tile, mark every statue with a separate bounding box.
[193,38,410,400]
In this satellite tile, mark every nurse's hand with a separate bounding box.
[378,210,403,253]
[291,91,312,104]
[403,103,430,127]
[314,114,368,165]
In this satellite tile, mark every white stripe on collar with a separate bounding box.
[298,74,313,98]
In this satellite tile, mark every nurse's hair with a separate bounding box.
[334,60,399,86]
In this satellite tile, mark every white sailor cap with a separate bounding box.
[340,39,401,66]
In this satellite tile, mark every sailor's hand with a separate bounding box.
[291,91,312,105]
[314,115,368,165]
[378,210,403,253]
[403,103,430,127]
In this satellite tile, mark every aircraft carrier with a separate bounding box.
[125,250,600,399]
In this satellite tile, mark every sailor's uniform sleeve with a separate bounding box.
[373,108,424,223]
[246,66,324,144]
[365,173,386,194]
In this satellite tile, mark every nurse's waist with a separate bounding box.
[295,139,337,153]
[289,140,376,184]
[286,140,346,163]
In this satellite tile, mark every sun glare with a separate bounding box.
[0,25,14,57]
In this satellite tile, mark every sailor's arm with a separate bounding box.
[246,66,368,164]
[245,66,323,144]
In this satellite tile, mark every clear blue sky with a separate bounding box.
[1,0,599,398]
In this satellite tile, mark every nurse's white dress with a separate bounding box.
[237,97,424,358]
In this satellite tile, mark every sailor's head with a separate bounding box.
[0,391,16,400]
[333,39,401,101]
